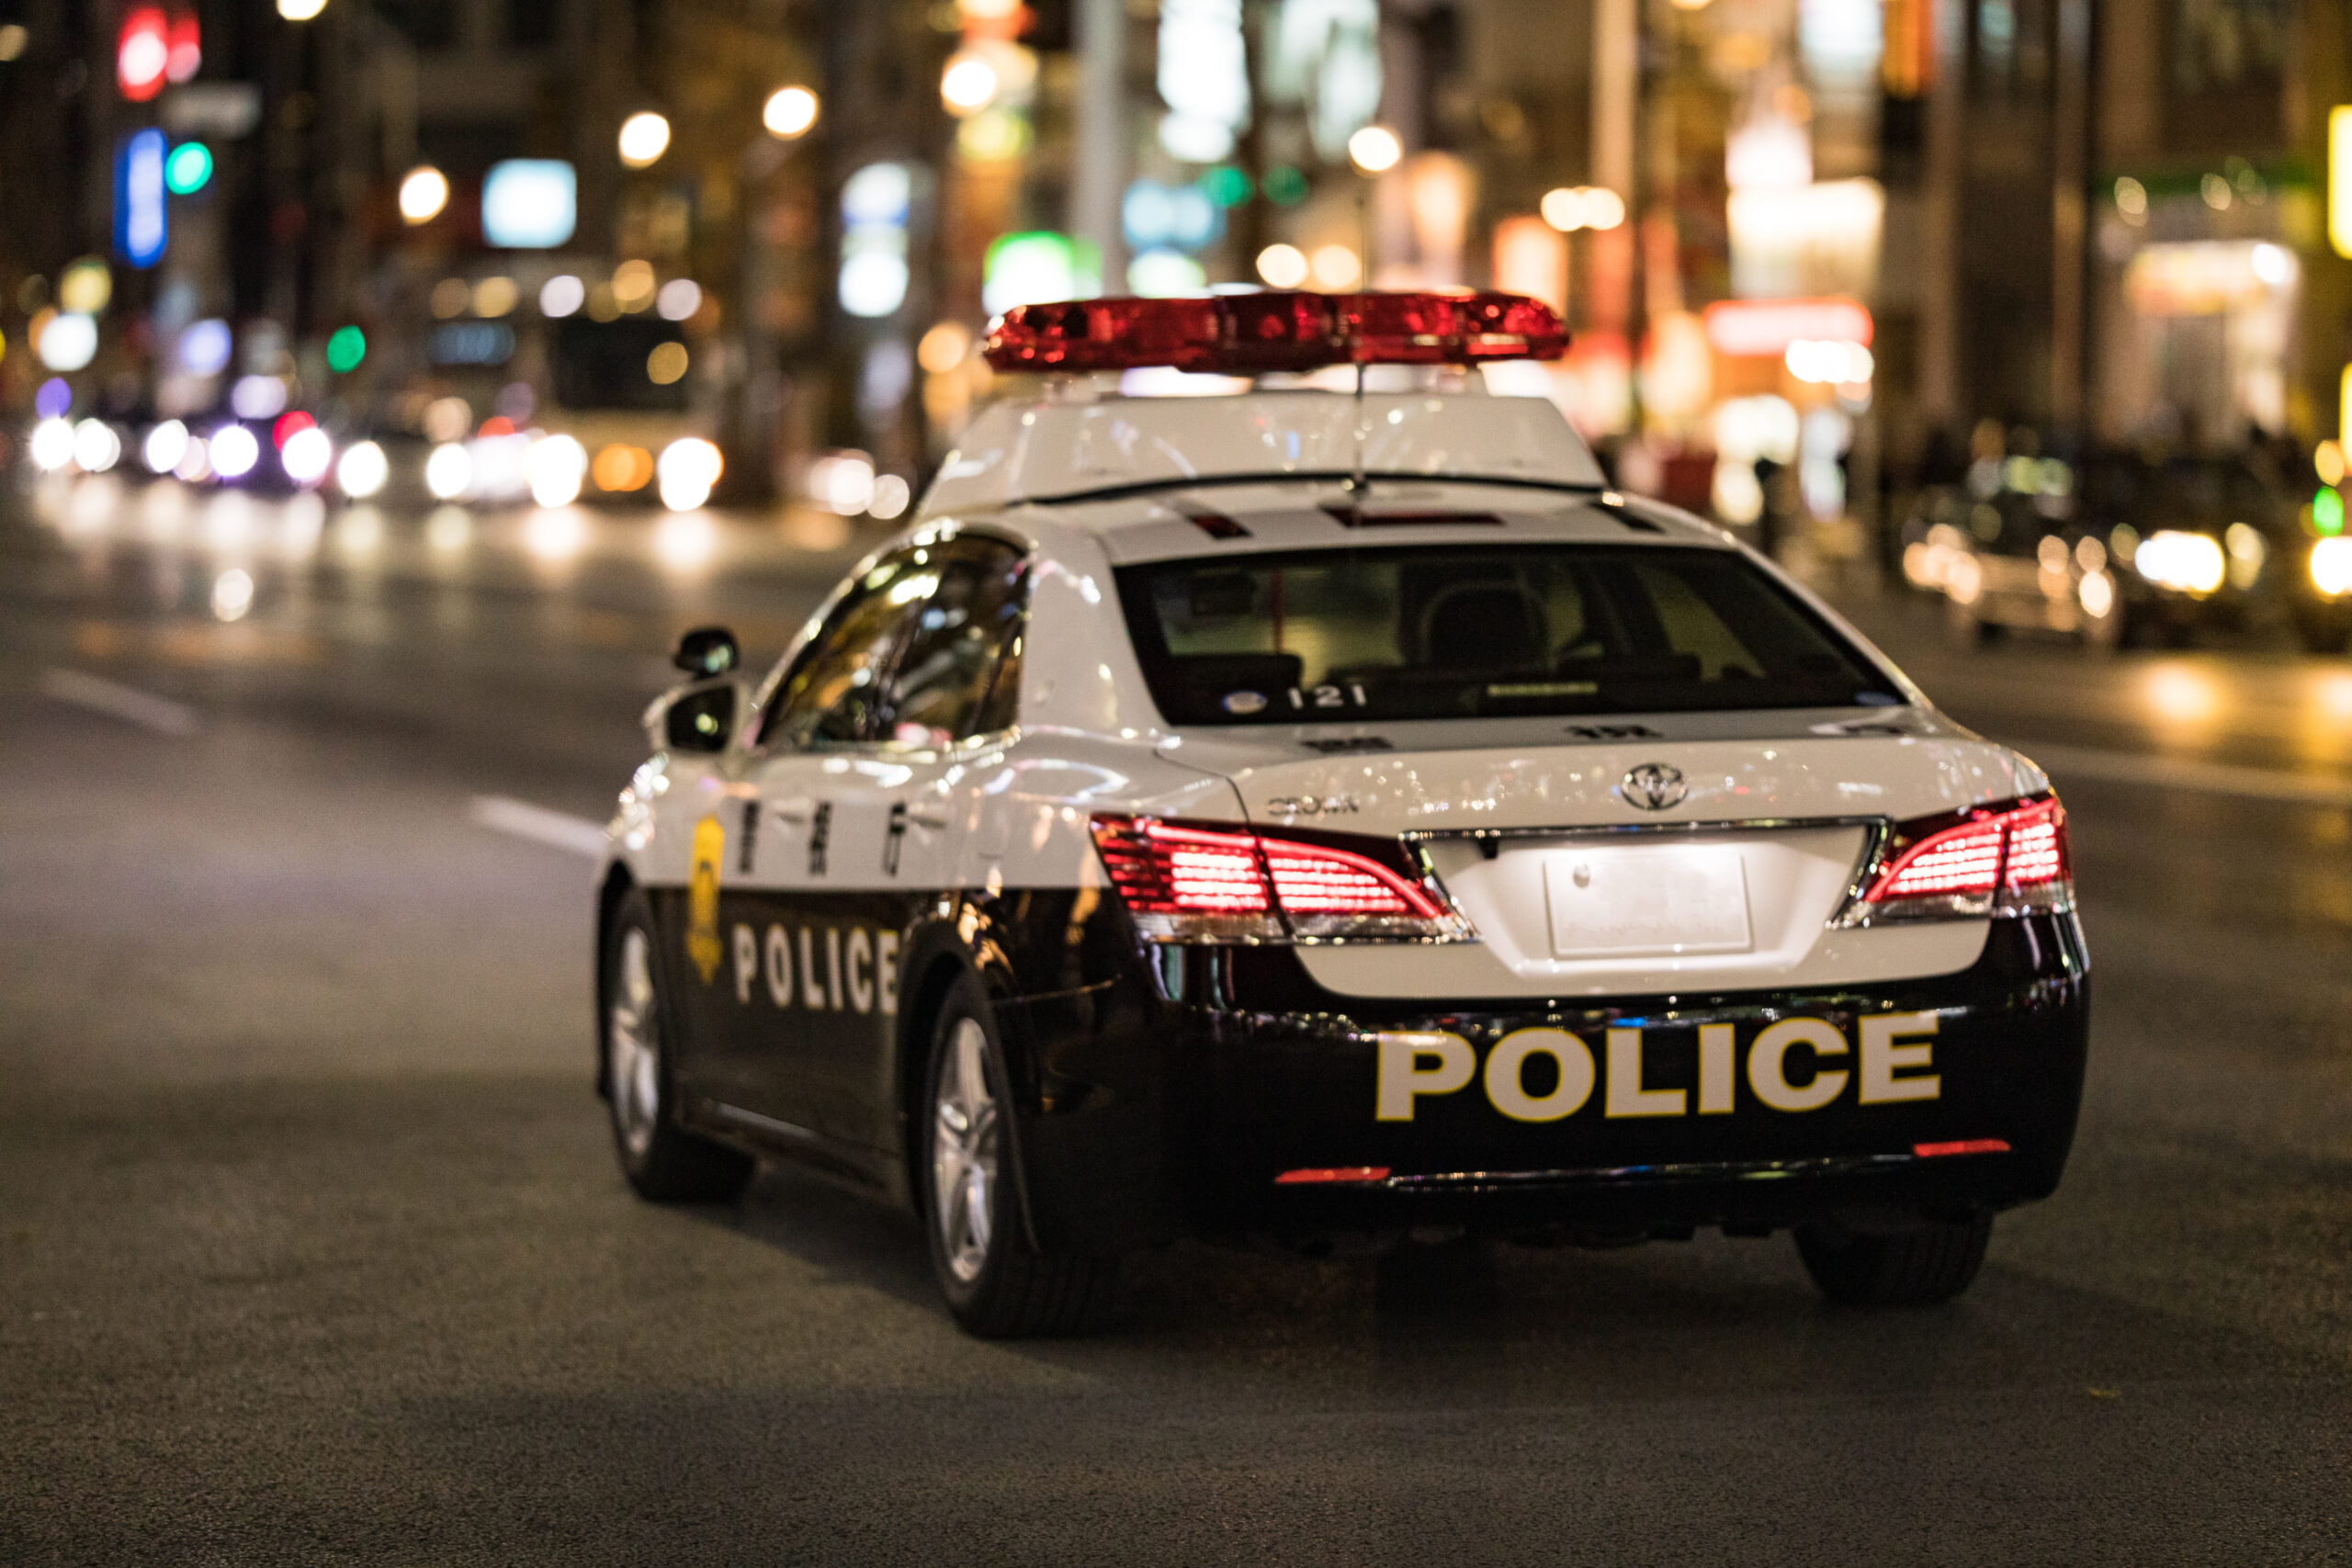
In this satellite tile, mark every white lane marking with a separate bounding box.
[469,795,610,859]
[2019,742,2352,810]
[37,668,200,736]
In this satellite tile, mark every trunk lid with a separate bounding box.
[1161,712,2042,998]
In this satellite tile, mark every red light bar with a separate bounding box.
[984,290,1569,374]
[1912,1139,2011,1158]
[1273,1167,1393,1185]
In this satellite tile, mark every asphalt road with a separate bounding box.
[3,476,2347,1565]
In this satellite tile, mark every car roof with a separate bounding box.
[910,385,1736,564]
[1023,481,1730,565]
[919,386,1608,515]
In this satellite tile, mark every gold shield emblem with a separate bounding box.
[686,814,725,984]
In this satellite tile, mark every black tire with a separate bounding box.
[918,975,1119,1337]
[601,888,755,1202]
[1794,1212,1992,1306]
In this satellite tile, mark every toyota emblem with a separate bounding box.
[1618,762,1688,812]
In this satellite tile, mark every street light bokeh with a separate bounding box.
[617,112,672,168]
[1540,185,1626,231]
[1347,124,1402,175]
[1308,243,1362,289]
[941,53,999,116]
[1255,243,1309,288]
[763,85,820,140]
[276,0,326,19]
[399,165,449,223]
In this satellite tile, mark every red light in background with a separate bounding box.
[117,6,169,101]
[1913,1139,2011,1158]
[477,415,515,437]
[165,10,201,83]
[271,411,314,449]
[1702,297,1874,357]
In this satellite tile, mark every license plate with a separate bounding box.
[1543,844,1752,958]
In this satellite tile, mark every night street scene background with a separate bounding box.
[2,0,2350,1561]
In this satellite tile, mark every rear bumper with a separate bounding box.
[990,911,2088,1251]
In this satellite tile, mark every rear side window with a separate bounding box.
[881,538,1027,746]
[759,536,1028,750]
[761,556,924,748]
[1115,544,1900,725]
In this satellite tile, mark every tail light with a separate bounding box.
[1835,794,2073,925]
[1089,815,1471,944]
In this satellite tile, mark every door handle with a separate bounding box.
[771,796,815,825]
[906,807,951,831]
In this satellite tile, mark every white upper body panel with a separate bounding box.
[920,386,1607,514]
[610,384,2049,1001]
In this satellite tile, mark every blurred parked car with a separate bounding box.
[1905,446,2338,650]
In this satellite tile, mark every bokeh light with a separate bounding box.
[657,437,723,511]
[337,440,389,499]
[616,112,671,167]
[209,424,259,479]
[210,568,254,622]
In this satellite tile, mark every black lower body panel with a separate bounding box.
[993,914,2089,1252]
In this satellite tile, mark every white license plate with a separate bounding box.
[1543,844,1753,959]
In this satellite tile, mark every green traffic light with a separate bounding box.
[2317,488,2346,536]
[326,324,367,374]
[1201,165,1253,209]
[164,141,212,195]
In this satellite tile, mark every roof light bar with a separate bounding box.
[983,290,1570,374]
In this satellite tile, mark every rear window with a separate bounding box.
[1115,544,1901,725]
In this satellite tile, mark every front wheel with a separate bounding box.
[921,976,1119,1337]
[603,889,755,1202]
[1794,1212,1992,1305]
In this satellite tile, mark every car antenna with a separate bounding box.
[1347,359,1369,501]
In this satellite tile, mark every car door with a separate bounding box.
[757,535,1034,1152]
[696,536,1032,1154]
[679,551,924,1146]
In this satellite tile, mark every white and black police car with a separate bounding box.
[595,291,2086,1337]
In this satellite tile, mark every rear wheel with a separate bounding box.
[1794,1212,1992,1306]
[921,976,1119,1337]
[603,891,755,1202]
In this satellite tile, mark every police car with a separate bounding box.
[595,291,2087,1337]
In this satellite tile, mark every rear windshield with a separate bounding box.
[1116,544,1902,725]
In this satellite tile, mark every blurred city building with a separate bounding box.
[3,0,2349,540]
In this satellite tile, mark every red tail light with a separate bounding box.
[1090,815,1467,944]
[1840,794,2073,924]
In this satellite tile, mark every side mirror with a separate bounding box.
[673,626,740,678]
[659,683,739,753]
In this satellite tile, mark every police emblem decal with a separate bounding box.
[1617,762,1688,812]
[686,814,726,983]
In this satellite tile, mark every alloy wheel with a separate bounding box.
[931,1017,999,1283]
[608,927,662,1159]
